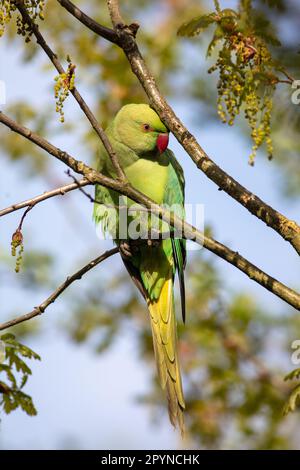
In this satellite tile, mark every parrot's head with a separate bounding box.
[113,103,169,156]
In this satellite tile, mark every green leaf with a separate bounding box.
[284,368,300,381]
[206,26,225,57]
[20,374,28,389]
[18,343,41,361]
[177,13,217,37]
[0,336,40,417]
[0,333,16,342]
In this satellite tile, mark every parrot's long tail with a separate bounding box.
[147,277,185,435]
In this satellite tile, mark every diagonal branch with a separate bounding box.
[1,111,299,311]
[0,179,90,217]
[107,0,124,27]
[107,1,300,255]
[14,0,126,181]
[0,247,119,331]
[57,0,300,255]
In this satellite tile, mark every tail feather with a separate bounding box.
[148,277,185,434]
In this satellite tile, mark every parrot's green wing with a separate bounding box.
[137,149,186,432]
[93,129,119,239]
[93,183,119,239]
[163,149,186,322]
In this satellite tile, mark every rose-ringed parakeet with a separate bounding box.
[93,104,186,432]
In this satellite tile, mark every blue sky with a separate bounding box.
[0,1,299,450]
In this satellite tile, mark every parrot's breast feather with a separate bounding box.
[125,158,169,204]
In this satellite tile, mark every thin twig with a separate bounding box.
[15,0,126,181]
[17,205,34,232]
[0,179,90,218]
[65,170,101,204]
[65,169,152,213]
[280,69,295,85]
[1,111,299,310]
[0,247,119,331]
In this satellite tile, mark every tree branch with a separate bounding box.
[57,0,300,255]
[1,111,299,311]
[57,0,119,44]
[0,179,90,218]
[14,0,126,181]
[0,247,119,331]
[107,1,300,255]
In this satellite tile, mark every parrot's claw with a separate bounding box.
[119,240,133,259]
[146,239,161,248]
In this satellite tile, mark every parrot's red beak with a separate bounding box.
[156,133,169,154]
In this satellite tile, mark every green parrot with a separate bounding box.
[93,104,186,432]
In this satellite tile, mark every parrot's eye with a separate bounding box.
[143,123,151,132]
